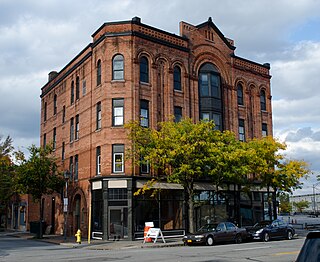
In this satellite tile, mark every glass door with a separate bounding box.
[109,207,128,239]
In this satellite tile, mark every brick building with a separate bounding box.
[40,17,272,240]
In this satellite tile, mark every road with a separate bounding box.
[0,235,305,262]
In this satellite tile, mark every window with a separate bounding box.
[62,142,65,160]
[75,114,79,140]
[140,100,149,127]
[96,102,101,130]
[69,156,73,178]
[74,155,78,181]
[238,119,245,142]
[53,127,56,149]
[260,90,266,111]
[76,76,80,100]
[237,83,244,105]
[174,66,182,91]
[112,54,124,80]
[96,146,101,176]
[62,105,66,124]
[139,56,149,83]
[97,60,101,86]
[198,63,223,131]
[70,117,74,142]
[112,99,124,126]
[140,156,149,174]
[53,94,57,115]
[82,80,86,96]
[113,144,124,173]
[44,102,47,122]
[71,81,74,104]
[43,133,46,147]
[262,123,268,137]
[174,106,182,122]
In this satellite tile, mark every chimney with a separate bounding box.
[48,71,58,82]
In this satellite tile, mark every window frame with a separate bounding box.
[174,106,182,122]
[262,123,268,137]
[53,94,57,115]
[62,105,66,124]
[140,100,149,127]
[62,142,65,160]
[97,60,101,86]
[260,90,267,111]
[112,144,124,173]
[44,102,47,122]
[74,154,78,181]
[238,119,245,142]
[70,117,74,142]
[237,83,244,106]
[112,99,124,126]
[71,81,74,105]
[53,127,56,149]
[75,114,79,140]
[96,102,102,130]
[112,54,124,80]
[76,76,80,100]
[96,146,101,176]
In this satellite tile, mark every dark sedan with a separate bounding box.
[296,231,320,262]
[183,222,247,246]
[247,219,295,242]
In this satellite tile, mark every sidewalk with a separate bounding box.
[0,230,184,250]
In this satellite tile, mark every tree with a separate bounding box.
[0,135,15,229]
[15,144,64,238]
[293,200,309,213]
[278,193,292,214]
[127,119,222,233]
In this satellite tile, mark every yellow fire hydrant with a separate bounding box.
[75,229,81,244]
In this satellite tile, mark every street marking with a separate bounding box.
[234,246,271,251]
[273,251,299,256]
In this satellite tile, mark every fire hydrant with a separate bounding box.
[75,229,81,244]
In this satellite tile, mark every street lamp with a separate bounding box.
[63,171,71,240]
[312,182,320,215]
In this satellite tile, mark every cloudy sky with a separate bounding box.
[1,0,320,195]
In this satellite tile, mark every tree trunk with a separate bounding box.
[267,186,272,220]
[188,193,195,233]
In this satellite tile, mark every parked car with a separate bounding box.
[247,219,295,242]
[183,222,247,246]
[296,231,320,262]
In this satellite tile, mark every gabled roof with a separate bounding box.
[196,17,236,50]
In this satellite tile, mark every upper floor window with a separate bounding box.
[53,127,56,149]
[53,94,57,115]
[76,76,80,100]
[44,102,47,122]
[97,60,101,86]
[113,144,124,173]
[174,106,182,122]
[140,155,149,174]
[70,117,74,142]
[62,142,65,160]
[174,66,182,91]
[112,99,124,126]
[140,56,149,83]
[140,100,149,127]
[43,133,46,147]
[260,90,266,111]
[96,146,101,176]
[237,83,244,105]
[96,102,101,130]
[71,81,75,104]
[62,105,66,124]
[112,54,124,80]
[199,64,221,98]
[69,156,73,178]
[82,80,86,96]
[238,119,245,142]
[262,123,268,137]
[75,114,79,140]
[74,155,78,181]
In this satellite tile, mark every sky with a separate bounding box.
[1,0,320,195]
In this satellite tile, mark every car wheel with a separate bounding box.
[263,232,270,242]
[287,230,293,240]
[235,234,242,244]
[206,236,214,246]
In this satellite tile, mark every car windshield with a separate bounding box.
[253,221,271,229]
[197,224,218,232]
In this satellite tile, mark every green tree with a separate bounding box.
[15,144,64,238]
[0,135,15,229]
[278,193,292,214]
[127,119,223,233]
[293,200,309,213]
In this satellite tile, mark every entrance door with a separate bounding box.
[109,207,128,239]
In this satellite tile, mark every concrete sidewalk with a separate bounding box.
[1,230,184,250]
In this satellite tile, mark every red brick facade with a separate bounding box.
[39,17,272,239]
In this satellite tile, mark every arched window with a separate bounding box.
[237,83,244,105]
[71,81,74,104]
[174,66,182,91]
[112,54,124,80]
[198,63,223,130]
[260,90,266,111]
[140,56,149,83]
[96,60,101,86]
